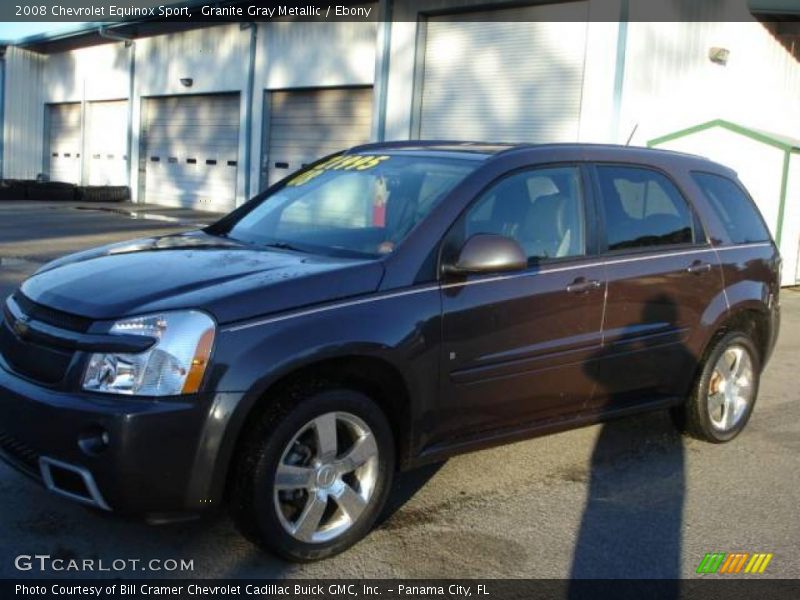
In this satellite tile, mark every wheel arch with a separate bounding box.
[699,304,771,372]
[218,353,415,503]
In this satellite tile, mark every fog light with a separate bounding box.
[78,426,110,456]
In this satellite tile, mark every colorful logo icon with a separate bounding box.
[696,552,773,574]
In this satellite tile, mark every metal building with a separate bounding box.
[0,0,799,280]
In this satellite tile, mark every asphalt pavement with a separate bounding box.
[0,201,798,579]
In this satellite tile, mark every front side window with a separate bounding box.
[460,166,586,263]
[691,172,771,244]
[597,166,697,251]
[222,154,477,258]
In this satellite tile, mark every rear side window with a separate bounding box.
[691,172,771,244]
[596,166,696,251]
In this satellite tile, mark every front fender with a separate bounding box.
[199,287,442,502]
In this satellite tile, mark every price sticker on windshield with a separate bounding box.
[286,155,391,187]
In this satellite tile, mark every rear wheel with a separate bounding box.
[230,388,394,561]
[674,331,760,443]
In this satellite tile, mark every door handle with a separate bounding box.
[566,278,602,294]
[686,261,712,275]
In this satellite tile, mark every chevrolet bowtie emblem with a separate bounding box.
[12,315,30,338]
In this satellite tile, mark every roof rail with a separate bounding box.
[347,140,517,153]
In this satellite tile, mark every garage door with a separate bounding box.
[47,103,82,184]
[417,2,589,143]
[141,94,240,211]
[86,100,128,186]
[263,87,373,188]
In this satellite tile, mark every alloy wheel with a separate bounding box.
[273,411,379,544]
[707,344,755,432]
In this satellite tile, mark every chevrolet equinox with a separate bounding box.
[0,143,781,561]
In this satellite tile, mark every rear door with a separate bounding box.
[588,164,724,412]
[435,165,606,443]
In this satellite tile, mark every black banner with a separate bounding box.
[3,0,800,24]
[5,579,800,600]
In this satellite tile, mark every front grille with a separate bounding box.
[0,430,41,478]
[0,320,74,383]
[11,292,92,333]
[1,292,84,384]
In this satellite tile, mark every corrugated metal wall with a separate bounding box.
[135,24,248,97]
[258,19,377,90]
[620,2,800,145]
[44,43,129,103]
[416,6,589,142]
[3,46,45,179]
[382,0,621,143]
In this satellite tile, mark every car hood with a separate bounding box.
[20,231,385,324]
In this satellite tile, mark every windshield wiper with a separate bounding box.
[263,241,307,253]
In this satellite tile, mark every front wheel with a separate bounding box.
[674,331,761,443]
[230,388,395,561]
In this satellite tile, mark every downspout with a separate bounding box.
[374,0,393,142]
[79,79,86,184]
[0,45,6,180]
[99,27,135,190]
[242,23,257,201]
[611,0,629,143]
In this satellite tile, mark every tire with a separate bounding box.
[0,187,22,201]
[25,181,76,201]
[78,186,130,203]
[229,386,395,561]
[673,331,761,443]
[0,180,27,201]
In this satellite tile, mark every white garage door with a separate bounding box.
[141,94,240,211]
[47,103,82,184]
[264,87,373,188]
[86,100,128,186]
[418,2,589,143]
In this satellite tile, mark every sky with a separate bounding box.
[0,23,90,43]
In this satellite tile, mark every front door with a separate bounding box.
[435,165,606,445]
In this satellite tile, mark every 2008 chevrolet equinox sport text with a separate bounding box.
[0,143,781,561]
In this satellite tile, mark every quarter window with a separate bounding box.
[691,172,771,244]
[597,166,696,251]
[463,166,586,262]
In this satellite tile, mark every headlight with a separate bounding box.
[83,311,216,396]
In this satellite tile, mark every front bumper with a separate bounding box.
[0,362,240,516]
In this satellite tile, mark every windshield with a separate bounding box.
[221,153,478,258]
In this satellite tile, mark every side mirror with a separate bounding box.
[444,234,527,276]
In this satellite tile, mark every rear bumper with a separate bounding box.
[0,362,243,515]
